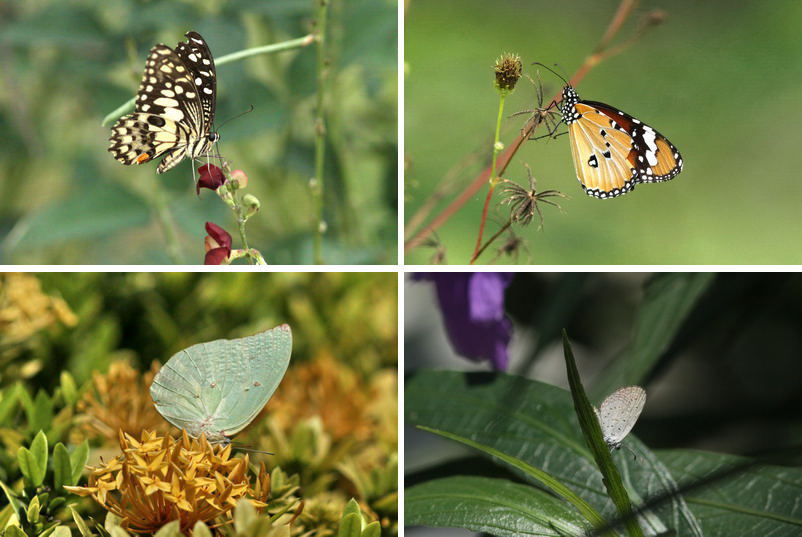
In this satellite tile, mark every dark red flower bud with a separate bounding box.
[197,164,225,195]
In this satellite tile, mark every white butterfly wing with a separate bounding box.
[596,386,646,446]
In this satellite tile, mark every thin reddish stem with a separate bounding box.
[470,184,496,264]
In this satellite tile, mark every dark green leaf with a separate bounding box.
[657,450,802,537]
[406,476,590,537]
[591,273,714,398]
[406,370,700,537]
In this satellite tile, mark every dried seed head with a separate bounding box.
[500,165,567,229]
[494,53,522,93]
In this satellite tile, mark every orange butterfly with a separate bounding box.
[557,84,683,199]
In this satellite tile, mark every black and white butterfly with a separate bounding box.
[108,31,218,174]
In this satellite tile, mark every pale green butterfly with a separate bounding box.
[150,325,292,444]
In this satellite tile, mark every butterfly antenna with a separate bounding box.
[531,62,569,86]
[216,104,255,132]
[231,442,274,456]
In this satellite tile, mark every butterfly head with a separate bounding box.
[560,86,582,124]
[208,131,220,143]
[561,85,579,106]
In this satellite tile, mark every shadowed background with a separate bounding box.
[404,0,801,264]
[0,0,397,264]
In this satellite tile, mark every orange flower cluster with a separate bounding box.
[66,430,270,535]
[0,273,76,345]
[78,361,172,441]
[266,354,374,442]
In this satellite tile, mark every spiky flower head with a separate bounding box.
[65,430,274,535]
[77,360,171,442]
[494,53,522,93]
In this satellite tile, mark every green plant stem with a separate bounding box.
[151,186,184,263]
[470,92,507,264]
[102,34,315,126]
[311,0,330,265]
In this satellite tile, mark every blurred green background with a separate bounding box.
[2,272,397,386]
[404,0,802,264]
[0,0,397,264]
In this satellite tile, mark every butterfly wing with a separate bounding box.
[561,85,683,199]
[568,102,640,198]
[150,326,292,442]
[597,386,646,446]
[174,31,217,132]
[584,100,683,184]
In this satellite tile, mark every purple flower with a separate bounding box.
[416,272,514,370]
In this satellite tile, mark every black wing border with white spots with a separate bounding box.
[580,99,684,184]
[174,31,217,131]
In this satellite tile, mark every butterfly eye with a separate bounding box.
[208,132,219,143]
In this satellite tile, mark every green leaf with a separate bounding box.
[563,332,641,537]
[234,499,257,533]
[406,370,700,537]
[657,450,802,537]
[30,392,54,433]
[361,521,380,537]
[5,524,27,537]
[153,521,180,537]
[53,443,72,490]
[0,480,23,515]
[70,506,93,537]
[338,513,363,537]
[26,494,41,524]
[591,273,714,399]
[50,526,72,537]
[406,476,590,537]
[69,440,90,486]
[110,526,131,537]
[59,372,78,406]
[0,385,20,424]
[342,498,362,520]
[18,446,41,487]
[30,431,49,484]
[3,181,150,250]
[191,521,212,537]
[417,425,604,528]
